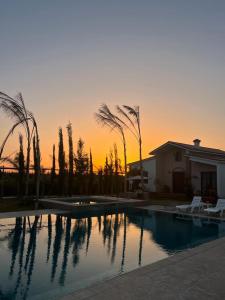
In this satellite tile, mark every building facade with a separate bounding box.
[128,139,225,198]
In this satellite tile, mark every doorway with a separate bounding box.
[173,172,185,193]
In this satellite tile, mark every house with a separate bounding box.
[128,139,225,198]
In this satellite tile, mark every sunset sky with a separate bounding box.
[1,1,225,169]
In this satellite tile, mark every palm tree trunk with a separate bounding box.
[122,131,127,194]
[35,128,41,202]
[139,137,144,191]
[137,109,144,192]
[24,120,31,198]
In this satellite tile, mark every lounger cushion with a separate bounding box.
[204,208,220,213]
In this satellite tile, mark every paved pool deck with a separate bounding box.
[62,236,225,300]
[137,204,225,221]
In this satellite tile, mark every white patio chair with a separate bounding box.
[176,196,202,213]
[204,199,225,217]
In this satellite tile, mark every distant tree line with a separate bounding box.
[0,91,144,199]
[0,121,124,198]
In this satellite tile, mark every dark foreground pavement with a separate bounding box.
[62,236,225,300]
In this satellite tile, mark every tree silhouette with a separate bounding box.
[46,214,52,262]
[117,105,144,191]
[8,217,23,277]
[67,122,74,196]
[74,138,89,194]
[0,92,41,200]
[51,215,63,281]
[95,104,128,193]
[50,145,56,195]
[59,217,71,286]
[58,128,66,195]
[120,213,127,272]
[88,149,94,194]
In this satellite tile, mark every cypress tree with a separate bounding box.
[108,150,114,194]
[88,149,94,194]
[51,144,56,194]
[104,156,109,194]
[98,167,103,194]
[74,138,88,194]
[58,128,66,195]
[67,122,74,196]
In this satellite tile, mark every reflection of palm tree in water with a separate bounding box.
[23,216,39,299]
[46,214,52,262]
[7,216,40,300]
[85,217,92,255]
[59,217,71,286]
[14,216,26,297]
[102,215,113,255]
[120,213,127,272]
[70,218,87,267]
[97,216,101,232]
[51,215,63,282]
[111,214,119,263]
[3,212,135,298]
[100,213,124,263]
[138,216,144,266]
[24,216,39,271]
[8,217,23,277]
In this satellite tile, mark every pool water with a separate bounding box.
[0,210,224,300]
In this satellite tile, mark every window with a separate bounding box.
[175,151,182,162]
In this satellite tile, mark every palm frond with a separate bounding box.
[0,120,24,159]
[95,113,119,132]
[123,105,139,118]
[98,103,129,130]
[116,105,139,138]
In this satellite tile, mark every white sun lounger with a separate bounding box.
[204,199,225,217]
[176,196,202,213]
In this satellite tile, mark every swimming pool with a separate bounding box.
[0,209,224,299]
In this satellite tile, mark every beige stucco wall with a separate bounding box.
[155,147,187,192]
[129,158,156,191]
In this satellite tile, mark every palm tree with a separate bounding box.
[32,128,41,201]
[0,92,41,200]
[2,134,25,198]
[95,104,128,193]
[0,92,32,196]
[116,105,144,191]
[0,121,24,161]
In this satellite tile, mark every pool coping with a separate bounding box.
[137,205,225,221]
[0,209,66,219]
[39,196,146,212]
[61,235,225,300]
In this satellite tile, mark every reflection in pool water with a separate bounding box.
[72,201,97,205]
[0,211,224,299]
